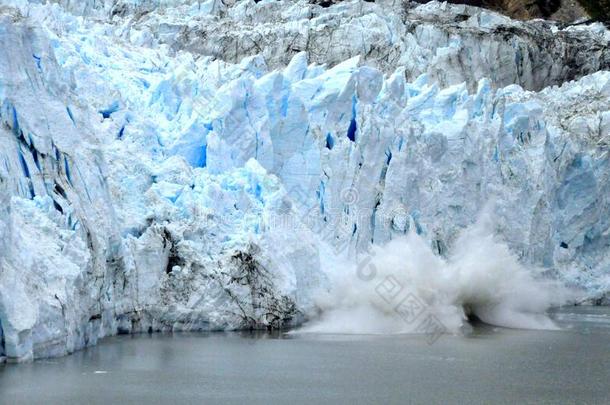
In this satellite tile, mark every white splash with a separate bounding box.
[302,212,574,334]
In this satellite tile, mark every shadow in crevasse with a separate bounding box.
[411,0,561,19]
[0,318,5,361]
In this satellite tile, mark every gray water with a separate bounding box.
[1,307,609,405]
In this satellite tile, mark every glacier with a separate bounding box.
[0,0,609,362]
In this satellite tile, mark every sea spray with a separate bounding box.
[301,212,575,334]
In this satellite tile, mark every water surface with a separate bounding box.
[1,307,609,404]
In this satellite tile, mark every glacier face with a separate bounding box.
[0,0,609,361]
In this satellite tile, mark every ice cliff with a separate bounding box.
[0,0,609,361]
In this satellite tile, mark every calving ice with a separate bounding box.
[0,0,609,363]
[301,211,573,336]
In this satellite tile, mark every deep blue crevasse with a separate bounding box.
[99,101,120,119]
[64,156,73,185]
[325,133,334,150]
[347,95,358,142]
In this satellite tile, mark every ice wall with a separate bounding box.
[0,0,609,361]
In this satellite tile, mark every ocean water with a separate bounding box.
[0,306,609,404]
